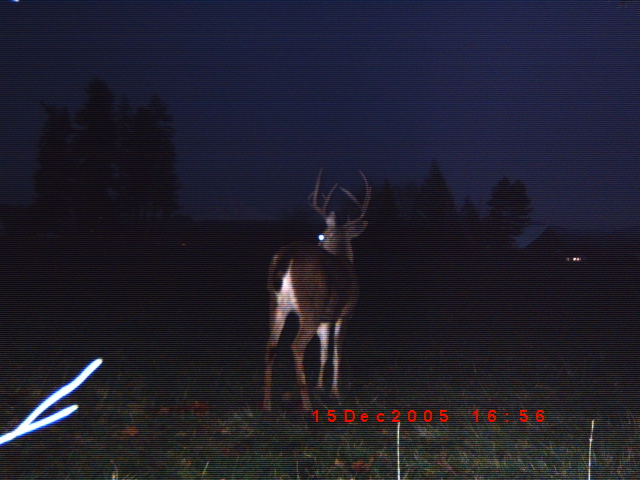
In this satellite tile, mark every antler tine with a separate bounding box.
[341,170,371,222]
[308,168,337,218]
[323,183,338,212]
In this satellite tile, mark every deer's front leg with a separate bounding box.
[330,318,345,400]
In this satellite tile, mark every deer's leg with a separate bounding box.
[292,315,318,413]
[315,322,330,392]
[263,300,288,412]
[330,318,345,399]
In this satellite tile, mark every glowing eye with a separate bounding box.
[318,234,325,242]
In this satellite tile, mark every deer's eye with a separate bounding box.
[318,234,325,242]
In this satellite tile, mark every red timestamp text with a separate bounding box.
[312,409,546,423]
[313,409,450,423]
[473,409,545,423]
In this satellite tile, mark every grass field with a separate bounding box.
[0,236,638,479]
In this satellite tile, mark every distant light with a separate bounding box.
[318,234,325,242]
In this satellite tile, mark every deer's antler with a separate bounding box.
[341,171,371,224]
[308,168,338,219]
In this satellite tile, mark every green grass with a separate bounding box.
[3,339,640,479]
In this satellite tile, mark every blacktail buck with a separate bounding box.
[263,170,371,413]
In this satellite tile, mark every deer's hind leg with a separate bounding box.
[291,314,320,413]
[263,296,290,412]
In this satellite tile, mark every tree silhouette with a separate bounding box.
[412,160,457,227]
[147,95,179,218]
[487,176,532,248]
[460,195,479,221]
[31,79,181,232]
[73,78,119,223]
[33,103,74,222]
[459,195,482,250]
[368,178,399,229]
[119,95,179,219]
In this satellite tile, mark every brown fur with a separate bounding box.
[268,242,358,321]
[263,170,370,414]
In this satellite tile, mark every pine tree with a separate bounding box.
[412,160,457,226]
[460,195,479,223]
[73,78,119,223]
[116,95,137,218]
[509,180,532,229]
[119,95,179,219]
[459,195,482,249]
[148,95,179,218]
[487,177,511,219]
[31,80,181,229]
[486,176,532,248]
[369,178,399,228]
[33,103,75,221]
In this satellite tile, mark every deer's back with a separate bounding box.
[269,241,358,321]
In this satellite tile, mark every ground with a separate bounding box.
[0,235,638,479]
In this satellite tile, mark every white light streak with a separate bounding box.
[0,358,102,445]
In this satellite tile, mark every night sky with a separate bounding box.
[1,1,639,230]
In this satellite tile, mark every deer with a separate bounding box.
[263,169,371,414]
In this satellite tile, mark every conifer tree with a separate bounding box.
[119,95,179,219]
[486,176,532,248]
[33,103,74,221]
[460,195,479,223]
[31,79,181,229]
[73,78,119,223]
[369,178,399,228]
[412,159,457,226]
[148,95,179,218]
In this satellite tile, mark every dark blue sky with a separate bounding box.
[1,1,639,229]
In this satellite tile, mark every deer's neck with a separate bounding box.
[319,238,354,263]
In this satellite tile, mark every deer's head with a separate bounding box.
[308,170,371,263]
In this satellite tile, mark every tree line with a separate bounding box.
[5,77,532,250]
[31,78,180,232]
[364,160,533,251]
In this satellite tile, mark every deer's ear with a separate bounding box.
[347,220,368,238]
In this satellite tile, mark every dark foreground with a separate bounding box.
[0,236,638,479]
